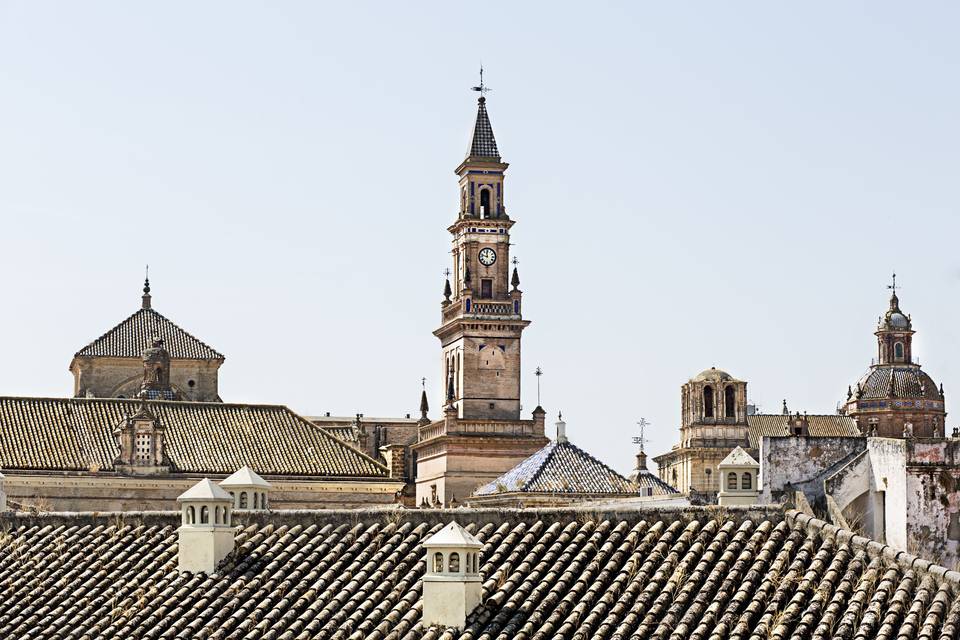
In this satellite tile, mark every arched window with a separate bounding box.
[724,386,736,418]
[449,552,460,572]
[703,386,715,418]
[727,473,737,490]
[186,506,195,524]
[262,494,268,509]
[741,472,752,490]
[200,506,209,524]
[894,342,904,360]
[215,505,222,523]
[433,552,444,573]
[253,493,259,509]
[239,492,248,508]
[479,189,491,217]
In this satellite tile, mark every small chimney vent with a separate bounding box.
[422,521,483,629]
[177,478,235,574]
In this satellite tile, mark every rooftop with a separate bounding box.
[0,396,387,477]
[74,306,224,361]
[473,439,642,496]
[0,506,956,639]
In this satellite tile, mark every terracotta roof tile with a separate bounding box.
[0,396,387,476]
[4,508,957,638]
[746,414,859,448]
[75,308,224,360]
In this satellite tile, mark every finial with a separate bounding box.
[782,399,788,415]
[446,374,456,406]
[141,265,152,309]
[419,377,430,423]
[555,412,567,443]
[887,271,901,309]
[534,366,543,407]
[443,268,452,302]
[511,257,520,290]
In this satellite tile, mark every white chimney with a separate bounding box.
[422,521,483,629]
[177,478,235,574]
[555,413,567,443]
[0,470,6,511]
[220,466,272,511]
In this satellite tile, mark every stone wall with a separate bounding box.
[3,472,404,512]
[903,439,960,567]
[71,356,221,402]
[760,435,867,509]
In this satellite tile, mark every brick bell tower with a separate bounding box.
[412,81,548,507]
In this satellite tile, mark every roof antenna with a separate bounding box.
[142,265,152,310]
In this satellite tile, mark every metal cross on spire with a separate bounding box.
[512,256,519,267]
[632,418,651,451]
[421,377,426,389]
[471,66,491,95]
[443,268,451,278]
[534,366,543,406]
[887,271,898,295]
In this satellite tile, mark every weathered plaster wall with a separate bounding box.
[760,436,866,508]
[904,439,960,567]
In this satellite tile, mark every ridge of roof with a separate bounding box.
[74,307,224,361]
[220,466,272,488]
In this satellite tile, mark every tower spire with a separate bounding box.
[142,265,152,309]
[419,377,430,425]
[467,69,500,160]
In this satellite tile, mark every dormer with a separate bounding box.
[422,521,483,629]
[113,398,170,475]
[177,478,235,574]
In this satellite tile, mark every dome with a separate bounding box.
[852,366,941,401]
[692,367,735,383]
[885,312,911,329]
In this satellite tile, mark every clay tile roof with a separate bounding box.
[0,396,388,477]
[178,478,232,502]
[719,446,758,468]
[220,466,272,488]
[746,414,859,448]
[473,440,642,496]
[628,468,681,495]
[854,367,942,401]
[1,508,958,639]
[75,307,224,360]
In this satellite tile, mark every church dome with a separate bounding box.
[852,366,942,401]
[692,367,734,383]
[885,311,911,329]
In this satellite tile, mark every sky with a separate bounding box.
[1,2,959,475]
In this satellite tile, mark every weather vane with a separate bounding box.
[632,418,651,450]
[421,377,426,389]
[471,66,491,95]
[512,256,519,267]
[887,271,898,295]
[443,267,451,278]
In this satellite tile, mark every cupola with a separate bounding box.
[422,521,483,629]
[177,478,235,574]
[220,466,272,511]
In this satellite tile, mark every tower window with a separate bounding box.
[481,279,493,298]
[703,386,715,418]
[724,386,736,418]
[480,188,491,218]
[894,342,904,360]
[727,472,737,490]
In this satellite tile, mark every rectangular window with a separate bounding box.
[481,279,492,298]
[135,433,152,463]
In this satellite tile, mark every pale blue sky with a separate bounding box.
[1,2,958,474]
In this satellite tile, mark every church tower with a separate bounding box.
[435,91,527,421]
[413,85,548,507]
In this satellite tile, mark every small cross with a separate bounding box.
[887,271,898,295]
[443,268,451,278]
[512,257,519,267]
[421,377,426,390]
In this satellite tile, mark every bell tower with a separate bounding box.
[413,82,548,508]
[435,88,528,421]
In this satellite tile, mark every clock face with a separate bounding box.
[478,247,497,267]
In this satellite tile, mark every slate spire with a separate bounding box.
[467,97,500,160]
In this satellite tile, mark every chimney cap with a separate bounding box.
[220,466,272,489]
[178,478,233,503]
[423,521,482,549]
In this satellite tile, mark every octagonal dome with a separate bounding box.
[692,367,735,383]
